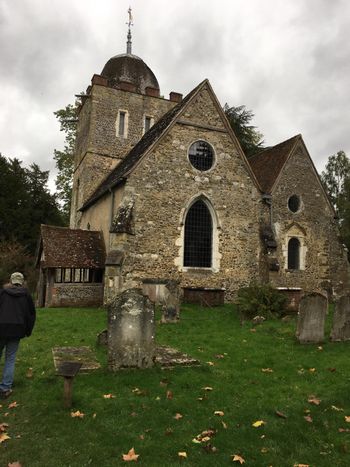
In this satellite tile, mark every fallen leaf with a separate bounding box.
[202,387,213,391]
[318,346,323,350]
[0,422,9,432]
[139,434,144,440]
[0,433,10,443]
[193,429,216,443]
[165,427,173,435]
[327,367,336,372]
[308,395,321,405]
[166,390,173,400]
[309,368,316,373]
[215,354,225,359]
[275,410,287,419]
[8,462,22,467]
[103,393,115,399]
[206,361,215,366]
[250,328,256,332]
[71,410,85,418]
[262,368,273,373]
[232,454,245,464]
[214,411,224,416]
[261,447,268,453]
[252,420,265,427]
[345,416,350,423]
[26,368,33,378]
[174,413,183,420]
[92,413,97,418]
[222,421,228,429]
[294,464,309,467]
[8,402,18,409]
[339,428,350,433]
[304,415,313,423]
[122,447,139,462]
[178,451,187,458]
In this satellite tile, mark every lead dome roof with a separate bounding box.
[101,53,160,94]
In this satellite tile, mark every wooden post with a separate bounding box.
[63,377,74,408]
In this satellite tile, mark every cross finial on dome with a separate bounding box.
[126,7,133,54]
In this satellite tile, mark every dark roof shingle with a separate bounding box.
[39,225,105,268]
[248,135,300,193]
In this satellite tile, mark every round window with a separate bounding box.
[188,140,214,171]
[288,195,300,213]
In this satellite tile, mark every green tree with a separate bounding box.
[321,151,350,207]
[53,103,78,223]
[0,154,63,254]
[223,104,264,157]
[321,150,350,257]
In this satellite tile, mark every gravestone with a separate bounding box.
[330,295,350,341]
[296,292,327,344]
[108,288,155,370]
[161,280,180,323]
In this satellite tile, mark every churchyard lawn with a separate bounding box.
[1,305,350,466]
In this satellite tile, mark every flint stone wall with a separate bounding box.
[296,292,327,344]
[48,283,103,307]
[108,288,155,370]
[330,295,350,341]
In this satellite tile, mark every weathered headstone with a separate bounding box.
[108,288,155,370]
[161,280,180,323]
[330,295,350,341]
[296,292,327,344]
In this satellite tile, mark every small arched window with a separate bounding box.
[288,237,300,270]
[184,200,212,267]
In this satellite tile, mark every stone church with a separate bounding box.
[36,27,350,308]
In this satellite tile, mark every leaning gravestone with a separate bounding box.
[330,295,350,341]
[161,280,180,323]
[296,292,327,344]
[108,288,155,371]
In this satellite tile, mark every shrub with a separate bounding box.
[236,283,287,320]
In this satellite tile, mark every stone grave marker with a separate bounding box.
[161,280,180,323]
[108,288,155,370]
[330,295,350,341]
[296,292,327,344]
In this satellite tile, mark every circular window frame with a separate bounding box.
[187,140,215,172]
[288,194,301,213]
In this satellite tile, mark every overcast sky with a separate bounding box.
[0,0,349,191]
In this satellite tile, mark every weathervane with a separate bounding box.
[126,7,133,54]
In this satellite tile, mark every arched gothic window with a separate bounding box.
[184,200,212,267]
[288,237,300,270]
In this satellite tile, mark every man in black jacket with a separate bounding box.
[0,272,36,398]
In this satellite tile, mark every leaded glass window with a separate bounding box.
[288,237,300,270]
[184,200,212,267]
[188,141,214,171]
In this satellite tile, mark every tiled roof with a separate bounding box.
[80,80,207,211]
[248,135,300,193]
[38,225,105,268]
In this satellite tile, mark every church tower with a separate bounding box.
[70,11,179,227]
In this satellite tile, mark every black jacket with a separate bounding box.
[0,286,36,339]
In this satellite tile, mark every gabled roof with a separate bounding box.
[37,225,105,268]
[80,80,205,211]
[248,135,300,193]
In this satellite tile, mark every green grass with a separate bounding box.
[1,305,350,466]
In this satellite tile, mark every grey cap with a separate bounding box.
[10,272,24,285]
